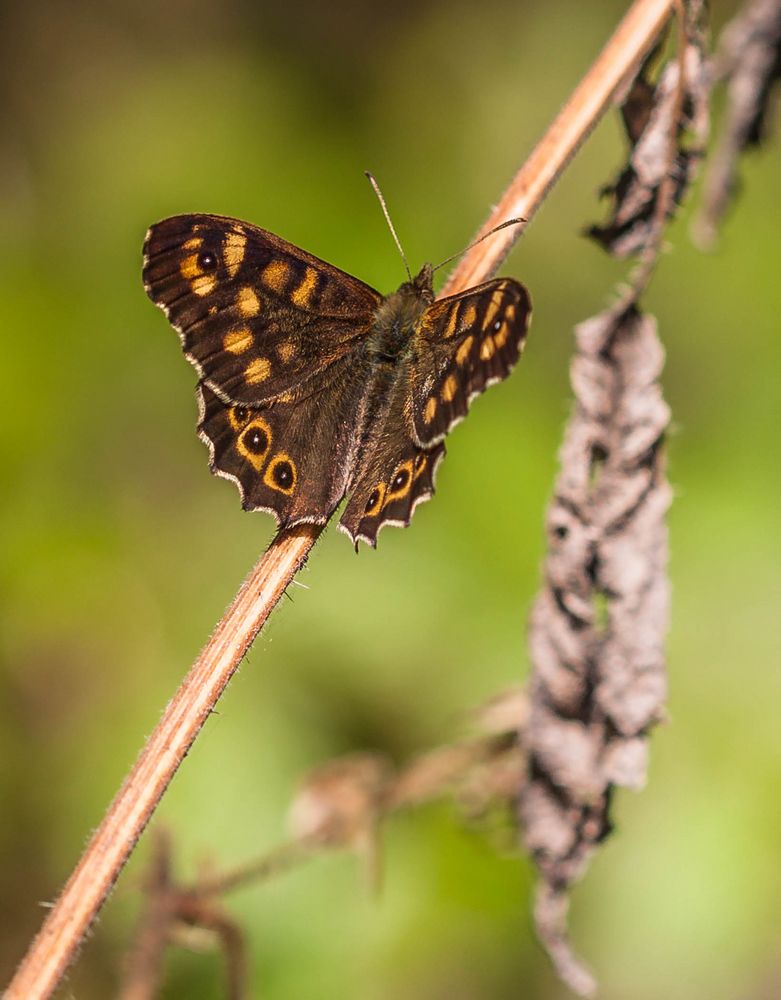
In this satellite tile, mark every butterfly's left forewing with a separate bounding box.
[143,214,382,405]
[409,278,532,447]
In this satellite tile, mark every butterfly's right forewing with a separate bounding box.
[409,278,532,447]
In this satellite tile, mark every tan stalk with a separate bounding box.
[4,2,675,996]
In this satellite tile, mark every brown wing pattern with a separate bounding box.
[339,379,446,548]
[143,214,382,405]
[197,357,366,528]
[409,278,532,447]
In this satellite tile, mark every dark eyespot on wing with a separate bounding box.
[339,440,445,549]
[196,357,366,529]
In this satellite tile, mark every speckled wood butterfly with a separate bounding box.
[143,214,531,547]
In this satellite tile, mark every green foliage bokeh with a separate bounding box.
[1,1,780,997]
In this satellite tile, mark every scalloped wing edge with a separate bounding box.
[336,445,447,550]
[195,386,332,530]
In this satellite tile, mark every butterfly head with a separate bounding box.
[391,262,434,304]
[411,263,434,298]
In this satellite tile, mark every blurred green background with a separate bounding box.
[2,0,780,997]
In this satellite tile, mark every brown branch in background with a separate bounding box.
[442,0,675,296]
[119,692,528,996]
[119,830,248,1000]
[169,897,247,1000]
[4,2,677,997]
[588,0,708,266]
[119,831,173,1000]
[694,0,781,247]
[518,3,708,994]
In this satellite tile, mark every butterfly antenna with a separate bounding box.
[431,218,526,273]
[365,172,411,281]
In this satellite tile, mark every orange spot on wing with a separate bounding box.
[456,335,474,366]
[223,230,247,278]
[441,374,458,402]
[493,322,510,348]
[193,275,216,296]
[237,286,261,316]
[262,259,291,293]
[461,302,477,329]
[385,460,414,503]
[180,252,216,296]
[224,328,253,354]
[228,406,251,431]
[236,417,272,470]
[264,453,297,494]
[480,337,496,360]
[423,397,437,424]
[483,290,504,331]
[245,357,271,383]
[180,253,200,280]
[363,483,386,516]
[444,305,460,339]
[291,266,318,308]
[278,340,296,362]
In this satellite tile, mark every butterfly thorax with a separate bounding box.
[368,264,434,365]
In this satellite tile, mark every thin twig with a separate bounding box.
[194,840,316,899]
[192,727,525,899]
[171,896,248,1000]
[3,2,676,997]
[118,830,173,1000]
[120,708,525,993]
[626,0,690,299]
[4,525,319,999]
[442,0,675,296]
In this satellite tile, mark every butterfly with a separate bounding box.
[142,214,532,547]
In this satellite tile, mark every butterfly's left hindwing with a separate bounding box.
[143,214,382,406]
[409,278,532,447]
[198,355,367,528]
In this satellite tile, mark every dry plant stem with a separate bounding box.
[119,724,525,991]
[627,0,689,298]
[171,898,248,1000]
[520,7,698,991]
[179,732,524,903]
[442,0,676,296]
[5,2,676,997]
[5,526,319,1000]
[695,0,781,246]
[195,840,316,898]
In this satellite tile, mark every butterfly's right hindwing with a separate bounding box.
[143,214,382,406]
[339,377,446,548]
